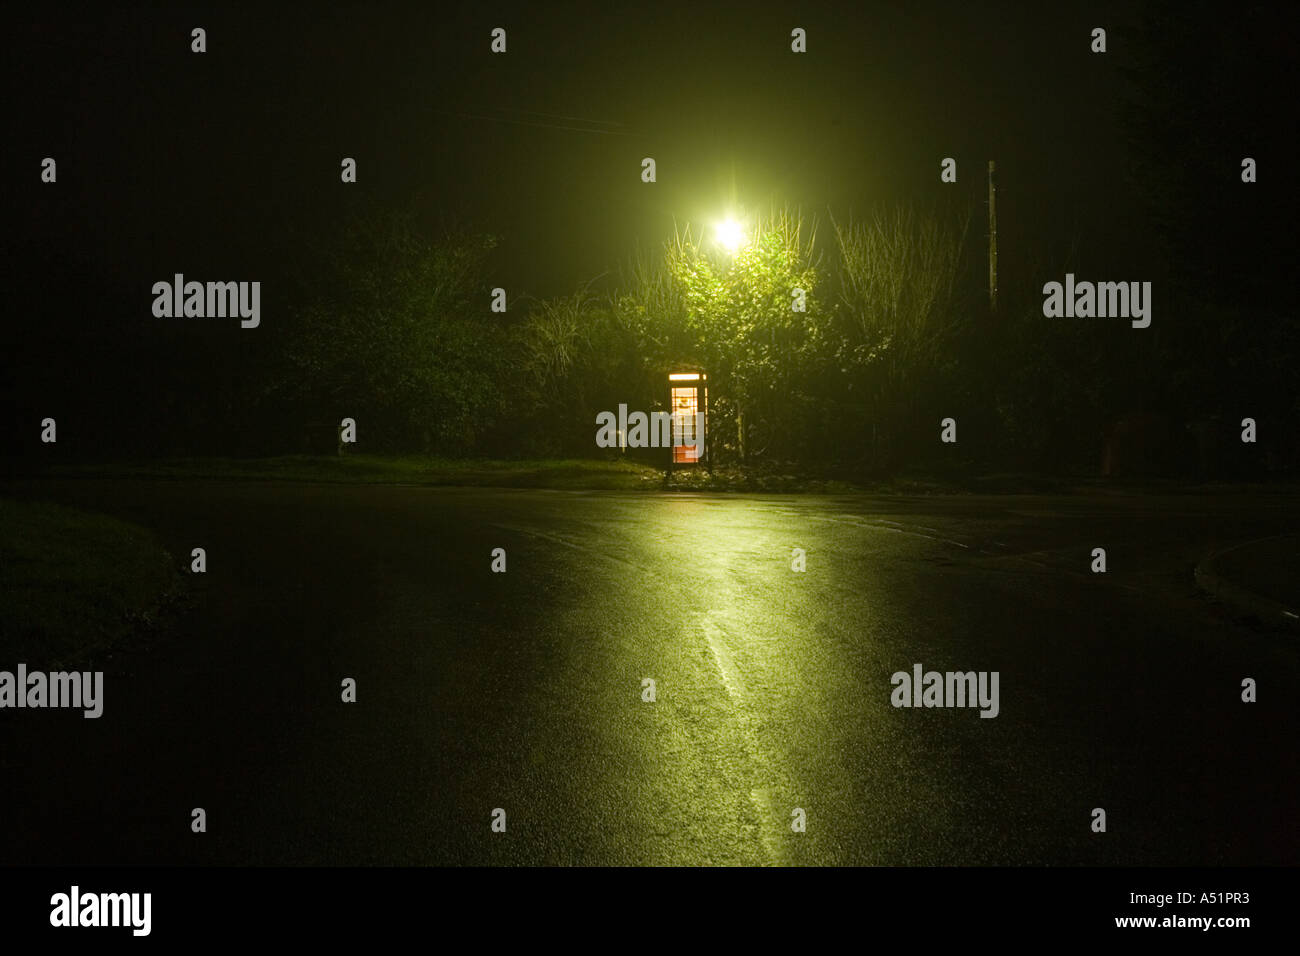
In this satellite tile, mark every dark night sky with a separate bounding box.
[3,1,1292,302]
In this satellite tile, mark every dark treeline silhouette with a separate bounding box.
[3,186,1294,480]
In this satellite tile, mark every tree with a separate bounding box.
[833,203,973,465]
[664,208,827,461]
[275,209,508,452]
[511,281,646,456]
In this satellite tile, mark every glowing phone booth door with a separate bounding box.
[668,371,707,466]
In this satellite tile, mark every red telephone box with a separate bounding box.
[668,371,707,465]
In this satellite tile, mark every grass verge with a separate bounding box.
[48,455,666,490]
[0,497,182,667]
[35,455,1295,496]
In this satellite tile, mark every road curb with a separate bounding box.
[1194,535,1300,632]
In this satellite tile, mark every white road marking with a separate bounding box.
[698,615,783,864]
[700,617,744,699]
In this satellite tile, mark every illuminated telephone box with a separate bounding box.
[668,371,708,468]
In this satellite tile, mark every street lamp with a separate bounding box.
[715,217,746,255]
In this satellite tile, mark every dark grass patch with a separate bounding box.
[0,497,184,667]
[48,455,663,491]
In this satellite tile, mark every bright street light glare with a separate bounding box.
[715,218,746,253]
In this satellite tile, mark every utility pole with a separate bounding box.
[987,160,998,315]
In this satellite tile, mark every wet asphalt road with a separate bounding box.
[1,480,1296,865]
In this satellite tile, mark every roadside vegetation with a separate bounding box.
[0,498,182,666]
